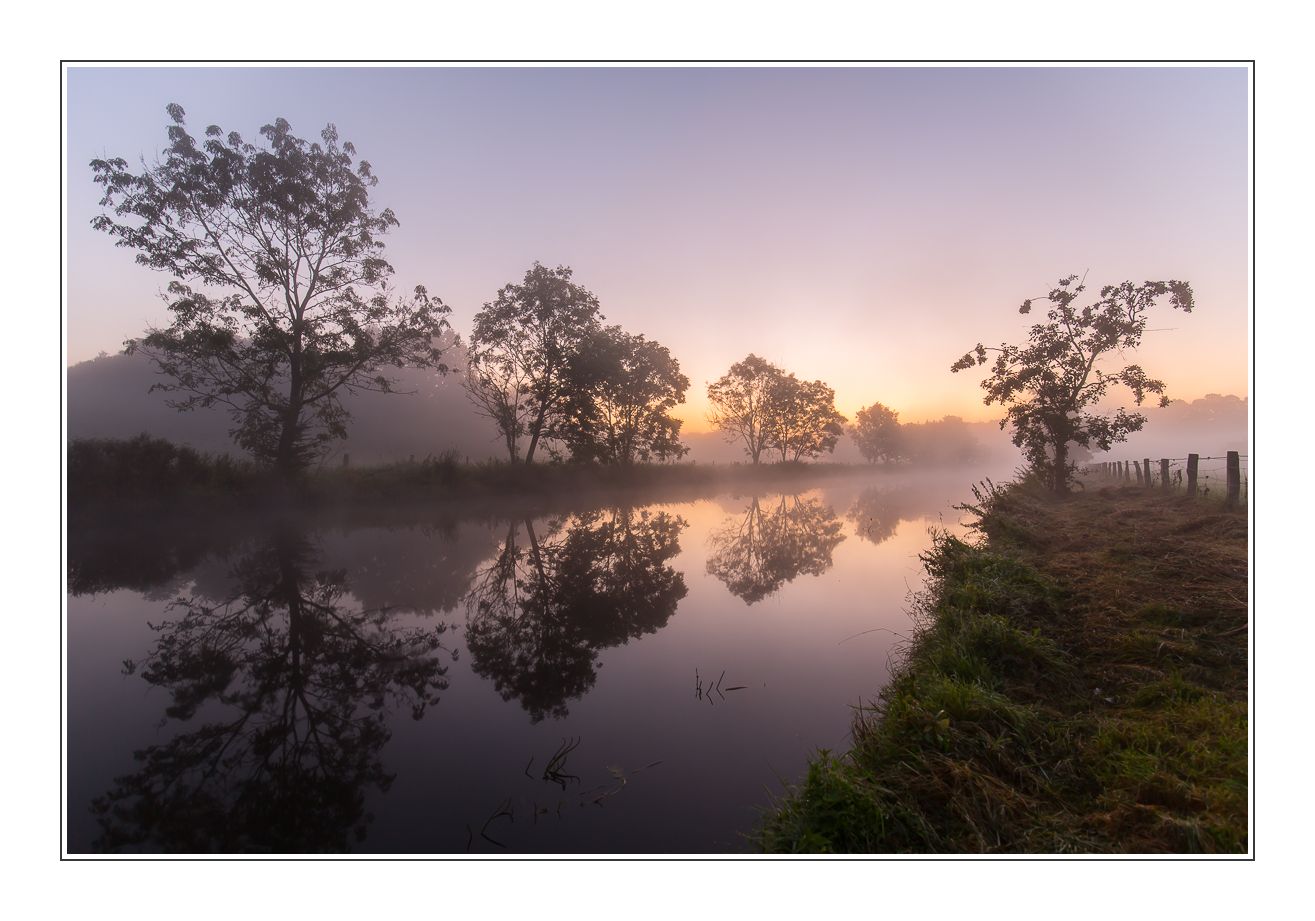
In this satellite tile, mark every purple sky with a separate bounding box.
[65,65,1249,428]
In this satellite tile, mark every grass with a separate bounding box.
[757,475,1249,854]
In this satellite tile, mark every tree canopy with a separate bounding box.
[91,104,451,476]
[560,326,690,465]
[706,354,779,464]
[464,263,602,463]
[764,374,847,462]
[952,274,1194,492]
[707,355,845,464]
[851,402,904,464]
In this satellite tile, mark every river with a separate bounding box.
[66,467,1014,853]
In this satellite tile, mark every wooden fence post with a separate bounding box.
[1160,458,1170,491]
[1186,454,1199,497]
[1144,458,1153,489]
[1134,460,1142,484]
[1124,462,1132,482]
[1226,451,1241,508]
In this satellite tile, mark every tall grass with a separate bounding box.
[758,479,1248,853]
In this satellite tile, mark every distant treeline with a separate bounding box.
[68,349,1015,469]
[68,434,922,512]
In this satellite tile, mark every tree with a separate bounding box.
[464,263,602,463]
[951,274,1194,493]
[560,326,690,465]
[707,354,783,465]
[764,375,847,462]
[91,104,451,478]
[851,402,904,464]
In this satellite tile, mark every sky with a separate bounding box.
[65,65,1250,431]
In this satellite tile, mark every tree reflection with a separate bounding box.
[91,530,452,852]
[846,486,902,545]
[464,508,688,722]
[705,495,845,603]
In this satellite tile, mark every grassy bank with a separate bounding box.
[758,476,1248,853]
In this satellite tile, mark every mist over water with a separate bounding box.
[68,467,1014,853]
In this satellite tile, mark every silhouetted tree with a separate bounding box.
[765,375,847,462]
[91,532,452,852]
[851,402,904,465]
[706,495,845,604]
[464,509,687,721]
[707,354,782,465]
[560,326,690,465]
[952,274,1194,493]
[91,104,451,478]
[464,263,602,463]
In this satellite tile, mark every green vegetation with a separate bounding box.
[758,477,1247,853]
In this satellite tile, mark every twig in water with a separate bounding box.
[838,626,908,645]
[479,798,514,848]
[543,737,583,789]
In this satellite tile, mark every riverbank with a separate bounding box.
[758,477,1249,853]
[67,434,910,515]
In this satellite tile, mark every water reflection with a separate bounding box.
[91,530,453,852]
[846,484,946,546]
[464,507,688,722]
[705,494,845,603]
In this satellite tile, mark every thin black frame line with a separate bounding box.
[59,58,1257,862]
[61,58,1256,65]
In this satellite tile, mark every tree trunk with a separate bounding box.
[274,401,303,481]
[275,337,304,481]
[1051,441,1069,495]
[525,403,548,464]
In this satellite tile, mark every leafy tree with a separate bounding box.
[850,402,904,465]
[560,326,690,465]
[765,375,847,462]
[952,274,1194,493]
[90,104,451,478]
[464,263,602,463]
[708,356,845,464]
[706,354,783,465]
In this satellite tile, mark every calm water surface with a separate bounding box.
[66,469,1009,853]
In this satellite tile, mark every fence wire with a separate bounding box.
[1081,453,1248,503]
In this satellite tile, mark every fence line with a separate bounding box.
[1081,450,1248,508]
